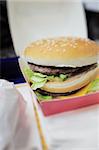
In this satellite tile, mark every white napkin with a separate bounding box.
[0,80,33,150]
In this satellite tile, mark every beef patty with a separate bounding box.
[28,62,97,77]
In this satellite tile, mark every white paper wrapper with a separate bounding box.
[0,80,33,150]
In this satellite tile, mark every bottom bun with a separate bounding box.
[41,67,98,93]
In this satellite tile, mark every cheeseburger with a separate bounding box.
[21,37,99,100]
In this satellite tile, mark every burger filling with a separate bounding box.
[28,62,97,76]
[24,63,98,100]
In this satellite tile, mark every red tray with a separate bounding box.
[39,92,99,116]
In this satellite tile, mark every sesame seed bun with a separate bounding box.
[23,37,99,67]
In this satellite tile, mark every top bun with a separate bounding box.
[23,37,99,67]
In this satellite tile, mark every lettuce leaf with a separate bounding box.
[87,78,99,93]
[47,74,68,82]
[47,75,54,81]
[31,79,47,90]
[24,68,34,81]
[31,76,46,82]
[35,92,52,101]
[59,74,68,81]
[33,72,47,78]
[24,67,68,90]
